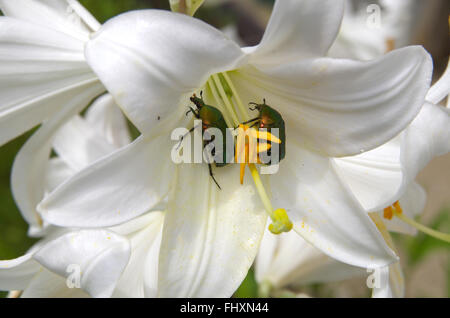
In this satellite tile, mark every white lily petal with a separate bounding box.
[53,115,118,171]
[247,0,345,64]
[85,10,246,134]
[335,103,448,213]
[237,46,432,157]
[21,268,89,298]
[254,229,278,284]
[33,230,130,298]
[109,211,163,237]
[39,135,174,227]
[328,12,387,61]
[426,58,450,104]
[257,230,365,289]
[0,0,92,40]
[143,228,163,298]
[256,231,366,289]
[45,158,75,194]
[85,94,131,149]
[387,261,405,298]
[367,211,405,298]
[401,102,450,184]
[271,142,398,268]
[53,94,131,171]
[333,137,402,212]
[292,258,366,287]
[66,0,101,32]
[158,164,266,297]
[0,254,40,291]
[11,82,104,228]
[112,212,164,298]
[0,17,99,146]
[380,182,426,235]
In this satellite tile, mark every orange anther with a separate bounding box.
[393,201,403,215]
[383,206,394,220]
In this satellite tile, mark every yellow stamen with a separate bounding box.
[250,128,281,144]
[235,124,276,184]
[393,201,402,214]
[383,206,394,220]
[240,162,246,185]
[383,201,450,243]
[385,38,396,52]
[257,142,272,153]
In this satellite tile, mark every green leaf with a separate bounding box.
[233,268,258,298]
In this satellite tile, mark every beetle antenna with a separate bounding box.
[263,98,266,104]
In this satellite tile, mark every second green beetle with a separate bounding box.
[243,99,286,164]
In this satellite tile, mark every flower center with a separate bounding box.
[384,201,450,243]
[204,72,293,235]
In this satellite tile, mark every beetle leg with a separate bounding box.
[176,125,198,150]
[249,121,259,128]
[186,106,200,118]
[208,163,222,190]
[239,117,259,127]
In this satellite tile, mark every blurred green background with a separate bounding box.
[0,0,449,298]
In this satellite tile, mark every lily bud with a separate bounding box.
[169,0,205,16]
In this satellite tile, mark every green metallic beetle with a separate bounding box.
[242,99,286,164]
[182,92,232,189]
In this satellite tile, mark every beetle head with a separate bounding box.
[190,91,205,110]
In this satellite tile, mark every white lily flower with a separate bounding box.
[15,94,132,237]
[378,0,422,48]
[329,0,421,60]
[34,0,434,297]
[329,0,450,235]
[0,0,112,233]
[328,0,387,60]
[328,4,450,297]
[0,213,164,298]
[0,229,131,298]
[0,0,104,146]
[331,11,450,236]
[255,225,407,298]
[255,229,365,296]
[1,98,166,298]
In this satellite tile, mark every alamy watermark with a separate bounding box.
[366,4,382,29]
[66,264,81,289]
